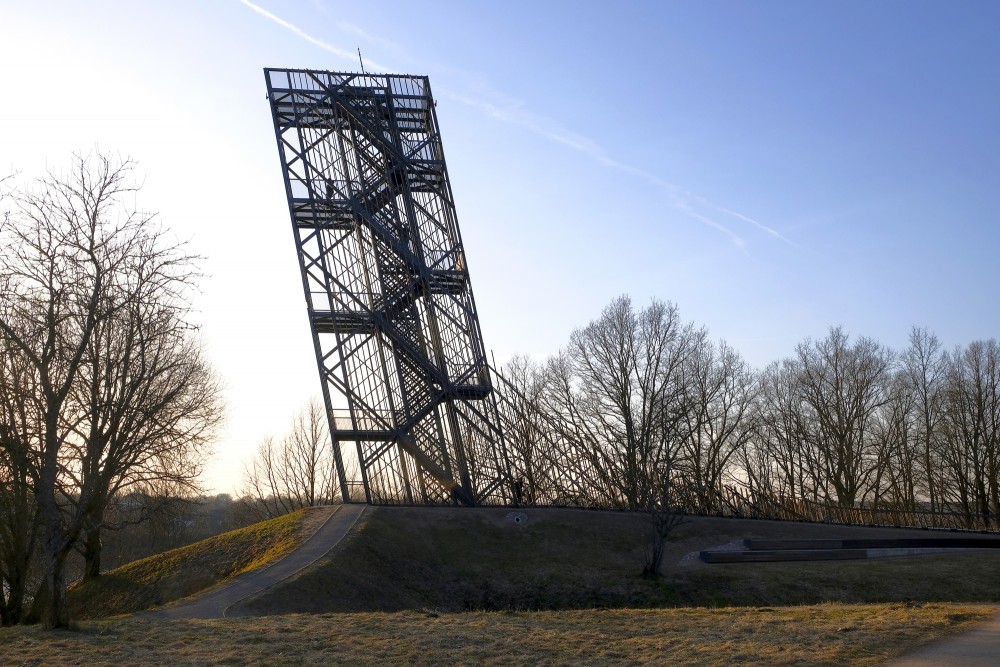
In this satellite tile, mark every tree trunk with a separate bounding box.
[82,522,102,581]
[25,578,47,625]
[2,561,27,626]
[0,510,34,626]
[41,520,69,629]
[38,453,70,629]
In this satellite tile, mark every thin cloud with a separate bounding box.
[439,90,615,166]
[440,88,754,246]
[668,194,748,251]
[237,0,392,72]
[695,196,802,249]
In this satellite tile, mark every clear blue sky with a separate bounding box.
[3,1,999,492]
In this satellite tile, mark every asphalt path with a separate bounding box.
[884,610,1000,666]
[144,503,366,620]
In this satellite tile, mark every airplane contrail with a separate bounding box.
[239,0,794,250]
[237,0,392,72]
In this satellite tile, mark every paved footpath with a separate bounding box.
[144,503,366,620]
[885,611,1000,666]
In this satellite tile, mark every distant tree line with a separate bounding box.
[497,295,1000,530]
[70,491,249,577]
[240,398,346,521]
[0,155,223,628]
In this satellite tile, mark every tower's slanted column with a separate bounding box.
[265,68,512,505]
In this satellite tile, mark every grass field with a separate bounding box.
[1,603,992,666]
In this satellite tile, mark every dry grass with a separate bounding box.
[68,506,330,619]
[0,603,992,666]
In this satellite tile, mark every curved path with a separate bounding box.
[145,503,366,620]
[885,610,1000,666]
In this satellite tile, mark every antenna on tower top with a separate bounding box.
[357,48,366,74]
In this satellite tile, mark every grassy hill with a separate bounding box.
[67,505,1000,620]
[241,506,1000,614]
[68,506,329,619]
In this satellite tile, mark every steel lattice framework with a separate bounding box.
[265,68,514,506]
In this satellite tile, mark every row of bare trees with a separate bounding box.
[498,296,1000,530]
[240,399,342,520]
[746,328,1000,523]
[499,296,750,516]
[0,155,223,628]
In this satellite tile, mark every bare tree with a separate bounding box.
[643,471,685,576]
[795,327,894,506]
[548,296,698,511]
[0,156,123,628]
[903,327,947,512]
[0,336,44,626]
[937,340,1000,525]
[677,339,757,513]
[745,359,818,502]
[494,354,561,506]
[0,173,42,626]
[0,153,218,627]
[535,296,697,575]
[868,369,917,508]
[241,399,338,520]
[71,288,222,580]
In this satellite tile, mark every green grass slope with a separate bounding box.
[68,508,314,619]
[244,506,1000,614]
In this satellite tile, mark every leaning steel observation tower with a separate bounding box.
[264,68,514,506]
